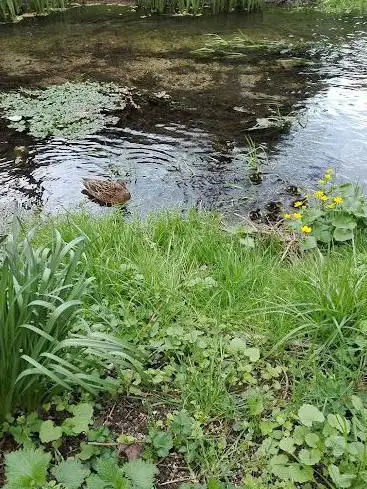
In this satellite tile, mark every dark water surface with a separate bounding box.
[0,6,366,218]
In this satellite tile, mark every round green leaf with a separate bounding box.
[331,214,357,230]
[298,404,325,427]
[279,437,296,454]
[333,228,354,242]
[39,420,63,444]
[298,448,321,466]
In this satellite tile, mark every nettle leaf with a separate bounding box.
[123,459,158,489]
[85,474,110,489]
[52,458,90,489]
[298,448,321,465]
[150,429,173,457]
[328,464,356,488]
[39,420,63,444]
[288,463,314,483]
[298,404,325,427]
[4,448,51,489]
[333,227,354,242]
[279,436,296,454]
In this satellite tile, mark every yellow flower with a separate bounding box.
[326,168,333,174]
[293,213,302,219]
[327,204,336,209]
[334,196,343,205]
[284,213,291,219]
[294,201,304,208]
[319,180,326,185]
[301,225,312,234]
[321,195,328,201]
[315,191,325,199]
[324,174,331,180]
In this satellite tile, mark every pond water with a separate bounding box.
[0,6,366,219]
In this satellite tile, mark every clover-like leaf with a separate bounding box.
[298,404,325,427]
[39,420,63,444]
[305,433,320,448]
[328,464,356,488]
[298,448,321,466]
[288,463,313,483]
[270,454,290,481]
[279,437,296,454]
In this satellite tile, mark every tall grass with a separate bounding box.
[0,0,67,21]
[319,0,367,13]
[35,211,367,407]
[137,0,263,15]
[0,223,138,420]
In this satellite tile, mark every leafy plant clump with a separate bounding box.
[0,82,139,139]
[0,223,139,421]
[0,0,68,21]
[138,0,263,16]
[284,169,367,250]
[2,399,158,489]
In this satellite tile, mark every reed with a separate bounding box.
[137,0,263,15]
[0,0,67,21]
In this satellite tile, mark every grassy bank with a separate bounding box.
[319,0,367,13]
[0,209,366,488]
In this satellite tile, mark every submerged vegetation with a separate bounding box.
[0,82,138,139]
[1,206,366,487]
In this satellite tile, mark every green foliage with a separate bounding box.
[284,171,367,250]
[0,82,137,139]
[0,0,68,20]
[52,458,91,489]
[261,397,367,488]
[319,0,367,13]
[0,223,140,420]
[137,0,263,15]
[4,448,51,489]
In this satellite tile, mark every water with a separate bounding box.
[0,6,366,219]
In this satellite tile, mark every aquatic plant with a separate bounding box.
[0,82,139,139]
[193,33,322,60]
[0,0,68,21]
[138,0,263,15]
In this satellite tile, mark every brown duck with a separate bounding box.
[82,179,131,205]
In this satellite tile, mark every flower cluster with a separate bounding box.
[282,168,367,250]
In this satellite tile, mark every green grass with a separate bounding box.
[35,210,367,405]
[319,0,367,13]
[1,210,365,486]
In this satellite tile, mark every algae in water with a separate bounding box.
[0,82,138,139]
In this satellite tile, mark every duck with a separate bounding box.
[82,179,131,205]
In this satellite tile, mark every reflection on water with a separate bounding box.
[0,7,366,218]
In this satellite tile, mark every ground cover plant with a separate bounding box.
[0,199,366,487]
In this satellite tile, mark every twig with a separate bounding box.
[159,478,194,486]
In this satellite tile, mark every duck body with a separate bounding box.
[82,179,131,205]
